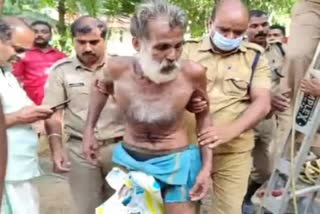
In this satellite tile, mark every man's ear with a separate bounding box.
[132,37,141,52]
[208,20,215,31]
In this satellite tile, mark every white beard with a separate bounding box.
[137,44,181,84]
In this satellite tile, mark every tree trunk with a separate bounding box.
[0,0,5,15]
[57,0,67,48]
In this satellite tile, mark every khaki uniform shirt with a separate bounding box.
[183,37,271,154]
[265,43,286,90]
[43,56,124,141]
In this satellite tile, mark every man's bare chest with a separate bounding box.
[114,74,194,108]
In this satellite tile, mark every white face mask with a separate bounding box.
[137,42,181,84]
[211,30,243,51]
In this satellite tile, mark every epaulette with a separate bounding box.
[49,57,73,71]
[242,41,265,53]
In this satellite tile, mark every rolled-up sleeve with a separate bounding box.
[251,54,272,90]
[43,67,66,107]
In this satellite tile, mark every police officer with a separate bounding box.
[183,0,271,213]
[285,0,320,99]
[244,10,288,212]
[267,24,287,44]
[44,16,124,214]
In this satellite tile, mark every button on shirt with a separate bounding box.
[13,47,66,105]
[43,57,124,141]
[0,68,40,181]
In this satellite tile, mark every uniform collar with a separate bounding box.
[198,36,248,54]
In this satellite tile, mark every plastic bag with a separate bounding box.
[96,167,164,214]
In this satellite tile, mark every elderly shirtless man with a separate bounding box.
[83,0,213,213]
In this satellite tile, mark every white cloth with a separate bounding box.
[1,181,39,214]
[0,69,40,181]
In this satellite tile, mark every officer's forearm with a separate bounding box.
[45,110,63,151]
[0,99,7,204]
[85,85,108,130]
[232,91,271,136]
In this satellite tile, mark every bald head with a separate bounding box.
[210,0,249,34]
[209,0,248,52]
[2,16,32,32]
[212,0,249,21]
[1,17,34,64]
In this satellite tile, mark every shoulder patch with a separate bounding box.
[49,57,73,71]
[243,41,265,53]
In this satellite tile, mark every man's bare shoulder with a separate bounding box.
[105,56,135,79]
[181,60,207,80]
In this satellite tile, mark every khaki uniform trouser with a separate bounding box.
[284,0,320,98]
[251,117,277,184]
[67,136,121,214]
[209,151,252,214]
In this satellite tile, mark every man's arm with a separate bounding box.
[194,93,212,172]
[43,65,69,173]
[231,88,271,136]
[45,109,70,173]
[230,53,272,136]
[84,80,110,131]
[198,53,271,148]
[188,63,213,201]
[5,112,21,127]
[83,67,113,164]
[5,106,53,128]
[0,99,7,205]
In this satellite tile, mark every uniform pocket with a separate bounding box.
[67,84,89,113]
[223,76,249,97]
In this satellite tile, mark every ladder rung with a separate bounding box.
[291,185,320,198]
[294,125,306,134]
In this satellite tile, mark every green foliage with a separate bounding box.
[103,0,140,16]
[4,0,295,49]
[171,0,212,38]
[51,27,73,55]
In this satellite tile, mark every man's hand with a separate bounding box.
[18,105,53,124]
[189,169,210,201]
[271,90,290,112]
[83,129,99,165]
[198,125,239,149]
[52,145,71,174]
[186,96,208,113]
[301,79,320,97]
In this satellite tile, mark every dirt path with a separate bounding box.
[35,154,74,214]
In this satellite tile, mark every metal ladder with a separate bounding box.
[259,42,320,214]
